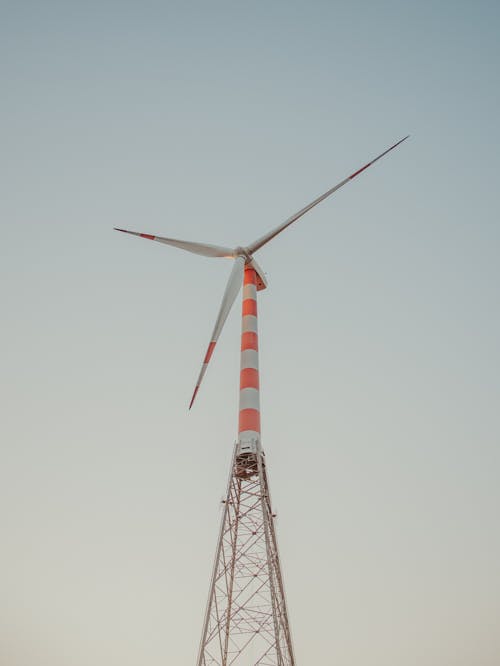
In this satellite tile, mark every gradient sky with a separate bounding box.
[1,1,499,664]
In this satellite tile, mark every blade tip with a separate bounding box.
[189,386,199,410]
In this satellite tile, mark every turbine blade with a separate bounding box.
[189,256,246,409]
[246,135,410,254]
[114,228,234,258]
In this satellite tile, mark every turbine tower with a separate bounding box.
[115,135,409,665]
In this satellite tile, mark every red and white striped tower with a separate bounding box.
[197,266,295,666]
[238,267,261,454]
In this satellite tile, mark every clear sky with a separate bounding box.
[1,1,499,664]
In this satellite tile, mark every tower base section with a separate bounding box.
[197,443,295,665]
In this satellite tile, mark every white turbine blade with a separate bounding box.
[189,255,245,409]
[114,228,234,258]
[246,135,409,254]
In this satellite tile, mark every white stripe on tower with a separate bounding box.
[238,267,261,446]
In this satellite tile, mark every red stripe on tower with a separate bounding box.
[242,299,258,316]
[241,331,258,351]
[240,368,259,390]
[239,408,261,433]
[244,270,257,286]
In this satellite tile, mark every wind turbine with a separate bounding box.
[115,135,409,665]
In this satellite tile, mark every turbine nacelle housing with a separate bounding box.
[244,255,267,291]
